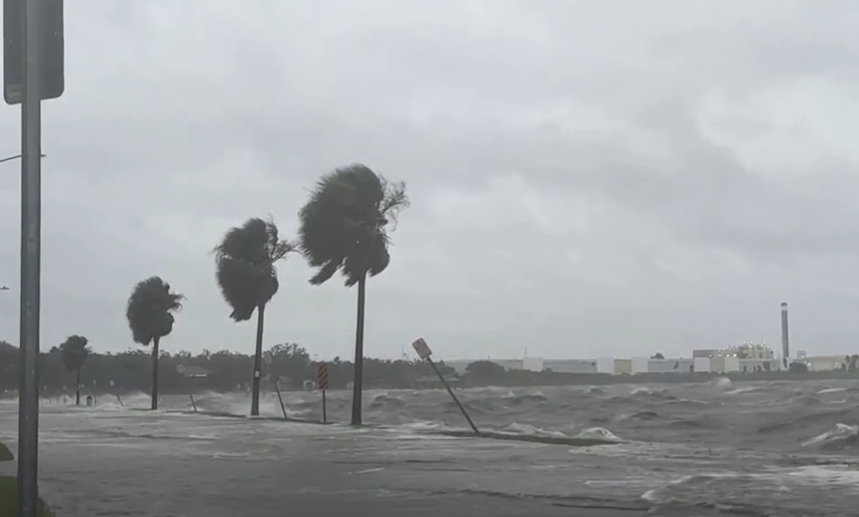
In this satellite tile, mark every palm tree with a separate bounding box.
[125,276,184,410]
[298,164,409,425]
[214,217,296,416]
[59,335,90,405]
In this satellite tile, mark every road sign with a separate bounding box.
[412,338,432,360]
[317,363,329,390]
[3,0,65,105]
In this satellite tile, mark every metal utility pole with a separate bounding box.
[3,1,64,515]
[17,0,43,514]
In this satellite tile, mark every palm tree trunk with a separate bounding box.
[250,303,266,417]
[351,272,367,426]
[151,336,160,410]
[75,367,81,406]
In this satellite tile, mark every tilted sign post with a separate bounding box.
[274,378,288,419]
[317,362,329,423]
[411,338,480,434]
[4,1,65,516]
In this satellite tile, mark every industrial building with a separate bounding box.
[443,351,850,375]
[443,340,853,375]
[440,302,852,375]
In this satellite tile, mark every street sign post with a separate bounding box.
[3,0,64,104]
[317,363,329,423]
[274,380,288,420]
[5,1,66,515]
[411,338,480,434]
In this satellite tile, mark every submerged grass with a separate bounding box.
[0,442,54,517]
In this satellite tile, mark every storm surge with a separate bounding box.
[119,378,859,455]
[18,378,857,516]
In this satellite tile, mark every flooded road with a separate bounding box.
[2,379,858,516]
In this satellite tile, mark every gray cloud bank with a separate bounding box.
[1,0,858,360]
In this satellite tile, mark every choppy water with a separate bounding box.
[3,378,859,516]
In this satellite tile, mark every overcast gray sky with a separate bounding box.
[1,0,858,361]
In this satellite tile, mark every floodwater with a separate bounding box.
[1,378,858,516]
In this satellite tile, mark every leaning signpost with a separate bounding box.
[274,379,288,419]
[317,362,329,423]
[411,338,480,434]
[4,1,65,516]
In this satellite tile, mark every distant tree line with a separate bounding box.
[5,342,859,398]
[0,340,461,396]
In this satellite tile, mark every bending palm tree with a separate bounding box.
[125,276,184,410]
[298,164,409,426]
[214,217,296,416]
[60,335,90,405]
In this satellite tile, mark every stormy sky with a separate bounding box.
[1,0,858,361]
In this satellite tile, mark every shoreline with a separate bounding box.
[2,370,855,401]
[452,369,859,389]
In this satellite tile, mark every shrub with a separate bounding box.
[0,444,11,463]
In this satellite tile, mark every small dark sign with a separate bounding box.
[3,0,65,105]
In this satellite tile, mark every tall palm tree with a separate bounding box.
[60,335,90,405]
[125,276,184,410]
[298,164,409,425]
[214,217,296,416]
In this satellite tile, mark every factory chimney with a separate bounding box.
[780,302,790,368]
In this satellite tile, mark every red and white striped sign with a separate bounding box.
[317,363,330,390]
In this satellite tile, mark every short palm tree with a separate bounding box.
[125,276,184,410]
[59,335,90,405]
[298,164,409,425]
[214,217,296,416]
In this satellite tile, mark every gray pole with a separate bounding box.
[780,302,790,368]
[17,0,43,515]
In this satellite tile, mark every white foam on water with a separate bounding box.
[781,465,859,489]
[574,427,622,442]
[816,387,847,394]
[396,420,445,432]
[501,422,566,438]
[801,423,858,447]
[640,471,746,504]
[724,386,762,395]
[710,377,732,388]
[350,467,385,475]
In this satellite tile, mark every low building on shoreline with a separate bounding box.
[443,345,852,375]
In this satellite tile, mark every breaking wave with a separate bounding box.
[49,378,859,457]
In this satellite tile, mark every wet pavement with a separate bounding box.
[1,381,858,516]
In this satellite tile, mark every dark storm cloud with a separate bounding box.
[1,0,858,360]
